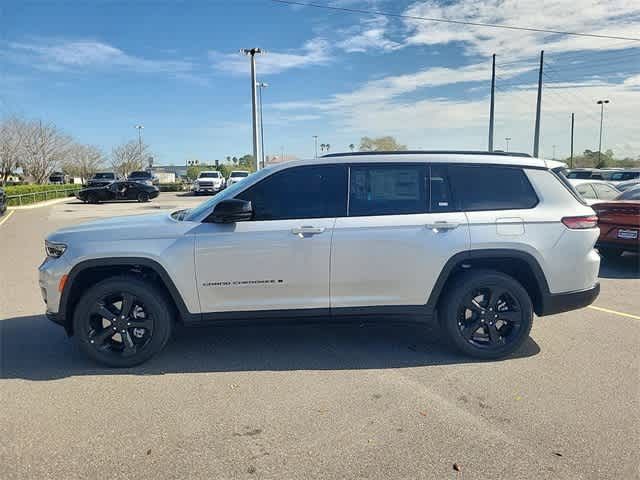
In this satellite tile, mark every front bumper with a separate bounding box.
[538,282,600,316]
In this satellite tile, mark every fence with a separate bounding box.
[6,187,82,207]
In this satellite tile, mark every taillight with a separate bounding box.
[561,215,598,229]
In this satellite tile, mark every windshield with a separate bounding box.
[199,172,220,178]
[128,171,148,178]
[94,173,115,179]
[183,168,270,221]
[230,171,249,178]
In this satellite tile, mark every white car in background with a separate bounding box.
[568,179,620,205]
[226,170,250,187]
[192,171,224,195]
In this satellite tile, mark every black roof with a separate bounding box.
[322,150,532,158]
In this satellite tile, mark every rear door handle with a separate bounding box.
[425,221,460,232]
[291,226,326,236]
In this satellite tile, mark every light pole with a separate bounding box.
[505,137,511,152]
[313,136,318,159]
[241,48,263,170]
[596,99,609,165]
[135,124,144,158]
[552,144,557,160]
[257,81,268,169]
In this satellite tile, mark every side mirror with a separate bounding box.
[207,199,253,223]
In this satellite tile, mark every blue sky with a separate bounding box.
[2,0,639,165]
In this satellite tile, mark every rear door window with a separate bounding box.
[448,165,538,211]
[592,183,619,200]
[575,183,597,199]
[348,164,427,216]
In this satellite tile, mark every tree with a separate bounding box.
[61,144,104,183]
[237,154,255,171]
[20,120,72,184]
[359,136,407,152]
[0,116,25,185]
[111,140,150,176]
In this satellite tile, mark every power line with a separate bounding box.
[271,0,640,42]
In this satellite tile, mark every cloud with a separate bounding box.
[6,39,195,75]
[335,16,401,53]
[402,0,640,59]
[209,38,332,75]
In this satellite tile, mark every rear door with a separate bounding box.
[330,163,469,309]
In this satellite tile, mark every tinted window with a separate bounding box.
[449,165,538,210]
[348,164,427,216]
[593,183,619,200]
[567,171,592,179]
[199,172,220,178]
[429,165,454,212]
[610,171,640,181]
[575,183,597,199]
[231,172,249,178]
[236,165,346,220]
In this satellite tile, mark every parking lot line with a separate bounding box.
[588,305,640,320]
[0,210,15,227]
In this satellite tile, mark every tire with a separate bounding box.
[598,247,623,260]
[137,192,150,203]
[438,270,533,360]
[73,275,174,367]
[87,193,99,204]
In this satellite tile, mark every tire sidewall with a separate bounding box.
[73,277,173,367]
[440,271,533,359]
[137,192,149,202]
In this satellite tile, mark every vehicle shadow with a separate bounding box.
[0,315,540,381]
[598,252,640,279]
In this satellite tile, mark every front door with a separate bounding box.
[194,164,347,314]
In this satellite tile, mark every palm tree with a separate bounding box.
[320,143,326,152]
[349,143,355,152]
[326,143,330,152]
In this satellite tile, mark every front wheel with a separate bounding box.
[439,270,533,359]
[73,276,173,367]
[137,192,150,203]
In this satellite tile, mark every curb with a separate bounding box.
[0,209,15,226]
[8,196,75,210]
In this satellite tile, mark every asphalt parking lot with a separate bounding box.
[1,192,638,480]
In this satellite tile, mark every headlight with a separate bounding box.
[45,240,67,258]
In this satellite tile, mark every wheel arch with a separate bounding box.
[426,249,551,316]
[59,257,196,335]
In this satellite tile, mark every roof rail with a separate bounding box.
[321,150,532,158]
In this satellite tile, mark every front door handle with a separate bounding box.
[291,226,326,237]
[425,221,460,232]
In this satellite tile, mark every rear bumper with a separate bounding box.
[596,240,639,253]
[538,282,600,316]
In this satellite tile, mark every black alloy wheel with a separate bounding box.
[73,276,173,367]
[137,191,150,202]
[440,270,533,359]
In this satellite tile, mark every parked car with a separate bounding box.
[615,185,640,201]
[566,168,609,180]
[615,179,640,192]
[76,181,159,204]
[606,169,640,185]
[88,172,120,187]
[127,170,159,186]
[226,170,250,186]
[0,187,6,216]
[40,151,601,367]
[591,200,640,258]
[568,179,620,205]
[49,171,69,184]
[192,171,224,195]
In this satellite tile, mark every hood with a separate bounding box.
[47,212,195,243]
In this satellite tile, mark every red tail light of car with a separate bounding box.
[561,215,599,229]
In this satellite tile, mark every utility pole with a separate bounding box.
[257,81,268,169]
[505,137,511,152]
[597,99,610,166]
[533,50,544,158]
[488,53,496,152]
[552,144,557,160]
[313,135,318,159]
[570,113,574,168]
[241,48,263,170]
[135,124,144,158]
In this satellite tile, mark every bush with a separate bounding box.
[4,184,82,206]
[158,183,186,192]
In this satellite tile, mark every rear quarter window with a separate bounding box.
[448,165,538,211]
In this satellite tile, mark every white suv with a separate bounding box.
[226,170,250,186]
[192,171,224,194]
[40,151,600,367]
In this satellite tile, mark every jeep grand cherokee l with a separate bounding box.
[40,151,600,367]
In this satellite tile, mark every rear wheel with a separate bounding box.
[137,191,150,202]
[73,276,173,367]
[439,270,533,359]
